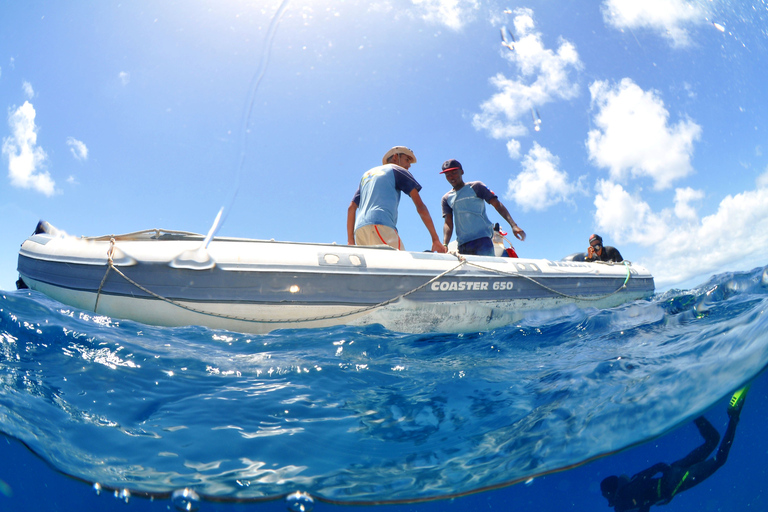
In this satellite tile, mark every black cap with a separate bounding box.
[589,234,603,245]
[440,159,463,174]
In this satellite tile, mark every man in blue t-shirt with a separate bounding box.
[440,159,526,256]
[347,146,446,253]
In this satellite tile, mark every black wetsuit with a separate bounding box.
[608,415,739,512]
[586,246,623,263]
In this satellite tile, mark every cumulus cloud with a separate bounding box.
[22,81,34,99]
[757,169,768,189]
[601,0,707,47]
[593,180,668,246]
[587,78,702,190]
[657,186,768,286]
[119,71,130,86]
[508,142,584,211]
[472,8,582,141]
[2,101,55,196]
[673,186,704,222]
[506,139,521,159]
[594,178,768,288]
[411,0,480,30]
[66,137,88,161]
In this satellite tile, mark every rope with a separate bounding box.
[93,241,634,324]
[94,238,116,312]
[463,259,632,301]
[96,250,469,324]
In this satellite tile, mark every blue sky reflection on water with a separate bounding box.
[2,0,768,292]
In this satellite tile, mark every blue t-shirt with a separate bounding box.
[352,164,421,231]
[441,181,497,244]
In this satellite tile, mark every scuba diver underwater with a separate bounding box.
[600,386,749,512]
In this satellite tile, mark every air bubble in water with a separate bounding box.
[285,491,314,512]
[92,482,102,495]
[172,488,201,512]
[115,488,131,503]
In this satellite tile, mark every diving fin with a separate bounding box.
[728,385,750,417]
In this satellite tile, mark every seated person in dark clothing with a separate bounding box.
[601,386,748,512]
[586,234,623,262]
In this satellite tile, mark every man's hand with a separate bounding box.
[432,240,447,253]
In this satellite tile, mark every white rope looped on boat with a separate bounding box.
[96,253,470,324]
[464,259,632,301]
[94,245,632,325]
[94,238,117,313]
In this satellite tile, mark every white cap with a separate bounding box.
[382,146,417,165]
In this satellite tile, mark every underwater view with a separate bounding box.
[3,0,768,510]
[2,265,767,511]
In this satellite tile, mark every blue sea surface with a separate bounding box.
[1,266,767,511]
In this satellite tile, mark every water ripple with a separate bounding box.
[1,265,767,503]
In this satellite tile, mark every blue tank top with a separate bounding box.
[442,182,494,244]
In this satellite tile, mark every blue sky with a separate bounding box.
[2,0,767,292]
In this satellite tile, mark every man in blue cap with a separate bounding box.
[440,158,525,256]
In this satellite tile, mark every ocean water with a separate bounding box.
[1,266,767,512]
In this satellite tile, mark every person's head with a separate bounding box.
[383,146,417,170]
[600,475,628,506]
[589,233,603,255]
[440,159,465,189]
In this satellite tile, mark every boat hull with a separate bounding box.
[17,226,655,334]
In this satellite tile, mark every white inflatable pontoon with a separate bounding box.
[17,221,655,334]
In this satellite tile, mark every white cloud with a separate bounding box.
[66,137,88,161]
[587,78,702,190]
[472,8,582,141]
[506,139,521,159]
[508,142,583,211]
[2,101,55,196]
[119,71,130,86]
[594,179,768,288]
[673,186,704,222]
[411,0,480,30]
[601,0,707,47]
[593,180,669,246]
[758,169,768,189]
[22,81,34,99]
[656,186,768,286]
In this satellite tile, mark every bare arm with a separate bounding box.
[443,212,453,247]
[409,189,447,253]
[346,201,357,245]
[489,198,526,241]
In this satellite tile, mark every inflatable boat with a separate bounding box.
[16,222,655,334]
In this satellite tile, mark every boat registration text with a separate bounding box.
[430,281,514,292]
